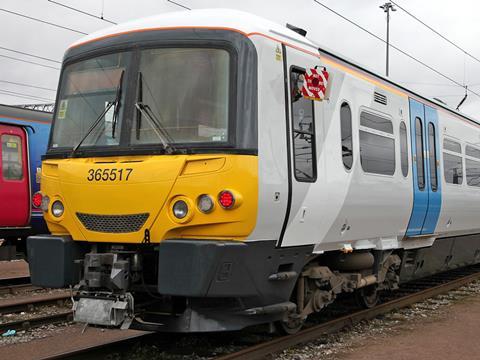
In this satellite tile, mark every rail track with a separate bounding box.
[216,266,480,360]
[0,290,72,333]
[4,265,480,360]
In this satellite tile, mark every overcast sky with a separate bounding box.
[1,0,480,117]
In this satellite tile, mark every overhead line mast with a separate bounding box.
[379,2,396,77]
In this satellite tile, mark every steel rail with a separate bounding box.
[38,331,151,360]
[0,311,73,332]
[0,283,39,295]
[0,292,70,314]
[215,271,480,360]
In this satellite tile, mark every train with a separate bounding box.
[27,9,480,333]
[0,104,51,260]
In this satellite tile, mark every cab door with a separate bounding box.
[278,45,320,247]
[0,124,29,227]
[406,99,441,236]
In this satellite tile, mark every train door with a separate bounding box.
[278,45,320,247]
[0,124,29,227]
[406,99,441,236]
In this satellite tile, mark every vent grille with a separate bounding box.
[374,92,387,105]
[76,213,149,233]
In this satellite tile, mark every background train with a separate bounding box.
[0,104,51,259]
[27,9,480,333]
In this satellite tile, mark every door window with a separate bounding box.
[428,123,438,191]
[340,102,353,170]
[290,67,316,182]
[399,121,408,177]
[415,118,425,189]
[1,134,23,180]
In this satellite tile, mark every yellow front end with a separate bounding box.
[40,154,258,243]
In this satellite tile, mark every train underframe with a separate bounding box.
[27,234,480,332]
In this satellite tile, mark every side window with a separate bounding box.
[465,145,480,187]
[359,111,395,175]
[415,118,425,189]
[443,138,463,184]
[1,134,23,180]
[399,121,408,177]
[290,68,316,182]
[428,123,438,191]
[340,103,353,170]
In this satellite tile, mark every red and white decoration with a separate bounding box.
[301,67,329,101]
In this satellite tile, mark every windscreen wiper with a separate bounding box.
[134,71,178,153]
[70,70,125,157]
[111,69,125,139]
[134,102,177,153]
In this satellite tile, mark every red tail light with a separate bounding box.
[32,192,43,208]
[218,190,235,209]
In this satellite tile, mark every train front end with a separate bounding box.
[27,22,263,331]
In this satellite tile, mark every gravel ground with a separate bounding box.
[1,279,479,358]
[276,280,480,360]
[0,322,72,346]
[98,280,480,360]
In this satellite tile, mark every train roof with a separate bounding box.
[70,8,315,49]
[0,104,52,124]
[70,8,479,128]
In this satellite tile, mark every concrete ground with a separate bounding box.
[339,296,480,360]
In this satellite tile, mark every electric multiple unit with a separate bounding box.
[27,9,480,333]
[0,105,51,259]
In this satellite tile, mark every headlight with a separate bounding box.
[51,200,64,218]
[173,200,188,219]
[197,194,214,214]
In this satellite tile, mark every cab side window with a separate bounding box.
[1,134,23,180]
[290,67,317,182]
[340,103,353,170]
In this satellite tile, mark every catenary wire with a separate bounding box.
[0,91,52,102]
[390,0,480,65]
[0,46,61,64]
[0,88,54,102]
[0,79,56,92]
[47,0,117,25]
[0,7,88,35]
[312,0,480,100]
[166,0,191,10]
[0,53,60,70]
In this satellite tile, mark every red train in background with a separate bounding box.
[0,104,51,259]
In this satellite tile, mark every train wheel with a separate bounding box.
[355,284,379,309]
[275,314,305,335]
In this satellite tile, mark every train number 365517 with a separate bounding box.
[87,168,133,182]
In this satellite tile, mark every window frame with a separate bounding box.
[1,133,24,181]
[415,117,425,190]
[289,65,317,183]
[45,31,259,159]
[442,137,463,186]
[428,122,438,191]
[340,101,354,171]
[465,144,480,188]
[358,109,396,177]
[399,120,409,178]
